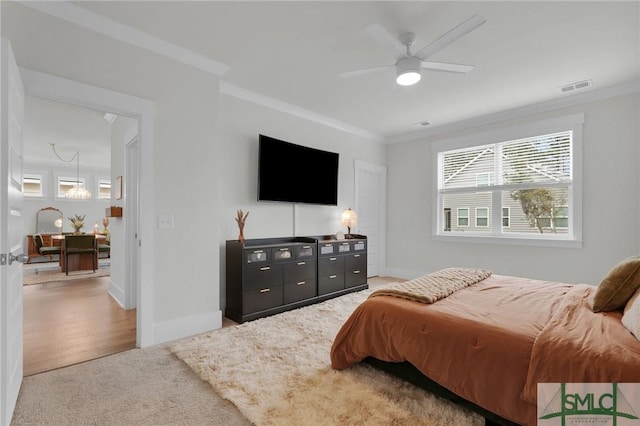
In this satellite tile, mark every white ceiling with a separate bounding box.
[19,1,640,151]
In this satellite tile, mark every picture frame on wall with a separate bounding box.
[115,175,123,200]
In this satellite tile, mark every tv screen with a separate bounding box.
[258,134,339,205]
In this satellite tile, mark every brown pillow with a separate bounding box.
[592,256,640,312]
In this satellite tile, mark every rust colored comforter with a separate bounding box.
[330,274,640,426]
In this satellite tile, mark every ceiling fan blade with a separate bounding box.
[365,23,405,59]
[420,61,475,74]
[339,64,394,79]
[415,13,486,60]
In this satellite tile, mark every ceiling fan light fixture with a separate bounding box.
[396,57,421,86]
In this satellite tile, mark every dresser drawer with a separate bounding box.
[318,274,344,296]
[244,264,282,291]
[284,278,317,304]
[345,268,366,288]
[318,256,344,276]
[295,244,315,260]
[244,285,283,314]
[345,253,366,273]
[283,260,316,283]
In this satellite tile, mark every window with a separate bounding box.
[23,174,43,197]
[457,208,469,227]
[57,176,88,199]
[433,114,583,247]
[97,179,111,200]
[502,207,510,228]
[476,172,494,187]
[476,207,489,227]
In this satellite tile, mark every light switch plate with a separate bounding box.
[158,215,174,229]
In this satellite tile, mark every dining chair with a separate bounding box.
[33,234,62,261]
[64,235,97,275]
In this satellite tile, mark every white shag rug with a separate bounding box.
[170,289,483,426]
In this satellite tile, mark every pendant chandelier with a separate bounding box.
[50,143,92,200]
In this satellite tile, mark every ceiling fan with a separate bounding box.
[340,14,486,86]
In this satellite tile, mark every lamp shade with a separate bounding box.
[341,208,358,233]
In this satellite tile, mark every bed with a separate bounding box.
[330,266,640,426]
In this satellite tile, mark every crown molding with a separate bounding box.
[18,0,230,76]
[389,81,640,144]
[220,81,385,143]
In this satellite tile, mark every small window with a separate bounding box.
[476,172,494,187]
[553,206,569,229]
[23,174,43,197]
[476,207,489,227]
[502,207,510,228]
[97,179,111,200]
[457,208,469,227]
[57,176,89,199]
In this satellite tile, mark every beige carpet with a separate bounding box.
[23,262,110,285]
[11,344,252,426]
[170,288,484,426]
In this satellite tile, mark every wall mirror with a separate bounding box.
[36,207,63,234]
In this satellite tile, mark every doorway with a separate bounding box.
[21,96,137,375]
[20,67,156,350]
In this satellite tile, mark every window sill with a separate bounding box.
[432,233,582,248]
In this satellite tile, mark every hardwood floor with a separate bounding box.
[23,276,136,377]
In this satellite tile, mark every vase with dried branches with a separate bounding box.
[235,209,249,244]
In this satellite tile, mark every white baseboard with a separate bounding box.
[152,311,222,346]
[108,279,125,308]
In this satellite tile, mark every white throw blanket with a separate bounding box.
[369,267,492,304]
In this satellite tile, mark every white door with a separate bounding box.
[354,160,386,278]
[0,38,25,425]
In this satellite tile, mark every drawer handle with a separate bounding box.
[279,248,289,251]
[302,245,310,249]
[297,281,306,286]
[260,266,271,271]
[353,254,360,258]
[297,261,306,265]
[253,250,264,253]
[259,288,271,293]
[329,257,337,261]
[354,270,361,274]
[329,275,337,279]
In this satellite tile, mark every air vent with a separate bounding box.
[411,121,431,127]
[560,80,592,93]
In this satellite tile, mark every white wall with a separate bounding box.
[219,94,387,307]
[2,2,222,344]
[386,92,640,285]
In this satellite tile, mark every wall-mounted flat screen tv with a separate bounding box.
[258,134,339,205]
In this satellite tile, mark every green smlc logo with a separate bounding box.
[540,383,639,425]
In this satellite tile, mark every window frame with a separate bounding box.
[432,114,583,248]
[95,176,112,200]
[23,173,44,198]
[55,175,90,200]
[457,208,470,227]
[475,207,489,228]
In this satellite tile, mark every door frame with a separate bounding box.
[20,68,156,347]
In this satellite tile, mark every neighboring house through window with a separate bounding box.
[433,114,583,247]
